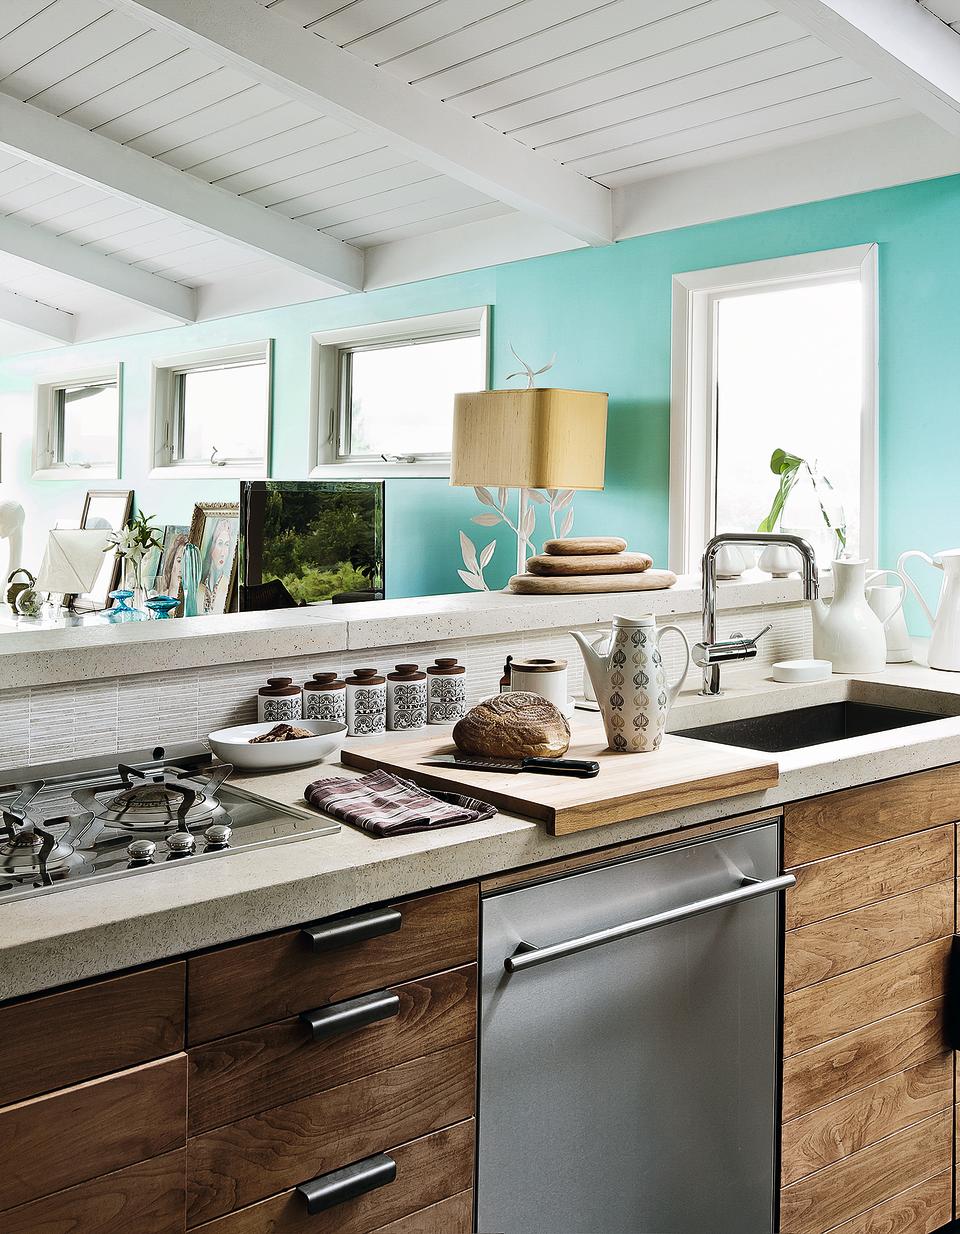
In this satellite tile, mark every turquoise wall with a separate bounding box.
[3,172,960,618]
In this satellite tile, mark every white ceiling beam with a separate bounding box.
[112,0,613,246]
[775,0,960,135]
[0,93,364,293]
[0,286,75,343]
[0,213,196,323]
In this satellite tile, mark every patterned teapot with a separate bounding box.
[571,614,690,753]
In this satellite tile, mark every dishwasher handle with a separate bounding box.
[504,872,796,973]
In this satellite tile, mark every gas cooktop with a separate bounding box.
[0,742,339,905]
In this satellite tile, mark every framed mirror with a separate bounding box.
[70,489,133,611]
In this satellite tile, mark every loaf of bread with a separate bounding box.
[453,692,570,759]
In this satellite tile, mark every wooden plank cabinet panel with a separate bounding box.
[784,881,953,992]
[187,1041,475,1226]
[784,765,960,866]
[1,1149,186,1234]
[818,1170,952,1234]
[786,826,953,929]
[0,1053,187,1210]
[189,965,476,1135]
[781,1055,952,1185]
[782,938,952,1056]
[192,1121,474,1233]
[370,1190,473,1234]
[188,886,478,1044]
[778,1110,951,1234]
[782,1000,944,1121]
[0,962,185,1105]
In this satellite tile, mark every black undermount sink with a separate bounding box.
[675,701,945,754]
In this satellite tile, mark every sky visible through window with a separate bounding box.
[180,361,266,462]
[60,383,116,465]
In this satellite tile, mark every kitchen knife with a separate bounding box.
[421,754,600,777]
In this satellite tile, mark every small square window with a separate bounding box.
[311,308,488,478]
[33,366,121,480]
[152,342,272,477]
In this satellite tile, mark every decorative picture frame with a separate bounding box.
[154,524,190,597]
[188,501,240,615]
[70,488,133,610]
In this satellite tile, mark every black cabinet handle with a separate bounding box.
[302,905,401,951]
[300,989,400,1041]
[297,1151,397,1214]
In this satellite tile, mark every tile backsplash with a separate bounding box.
[0,601,810,771]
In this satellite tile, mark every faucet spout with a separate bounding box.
[700,532,819,696]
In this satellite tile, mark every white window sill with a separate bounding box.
[149,463,268,480]
[310,461,450,480]
[32,465,119,481]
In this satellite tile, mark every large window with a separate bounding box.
[311,307,489,478]
[33,366,121,480]
[152,341,272,477]
[670,245,877,572]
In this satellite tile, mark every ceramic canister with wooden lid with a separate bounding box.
[303,671,346,723]
[386,664,427,731]
[426,657,467,724]
[345,667,386,737]
[510,658,569,712]
[257,676,302,723]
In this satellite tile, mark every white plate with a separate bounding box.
[771,658,832,683]
[208,719,347,770]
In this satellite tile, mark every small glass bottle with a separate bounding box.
[426,657,467,725]
[386,664,427,731]
[499,655,513,693]
[345,667,386,737]
[257,676,302,723]
[303,671,347,723]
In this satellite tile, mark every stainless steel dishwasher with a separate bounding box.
[476,821,791,1234]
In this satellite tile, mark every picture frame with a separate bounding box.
[188,501,240,615]
[71,488,133,611]
[154,524,190,598]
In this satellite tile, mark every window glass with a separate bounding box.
[56,382,117,465]
[176,360,267,463]
[714,280,862,561]
[342,334,481,458]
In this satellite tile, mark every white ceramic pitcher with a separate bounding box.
[809,558,887,674]
[571,614,690,753]
[897,548,960,671]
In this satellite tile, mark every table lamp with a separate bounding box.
[36,528,112,615]
[451,386,608,575]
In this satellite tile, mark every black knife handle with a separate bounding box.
[521,758,600,777]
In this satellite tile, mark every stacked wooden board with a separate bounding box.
[508,537,676,594]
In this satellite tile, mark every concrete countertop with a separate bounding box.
[2,650,960,1002]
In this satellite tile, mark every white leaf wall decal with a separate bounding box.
[479,539,496,568]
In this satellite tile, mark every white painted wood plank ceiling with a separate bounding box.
[923,1,960,33]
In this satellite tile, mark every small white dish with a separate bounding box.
[208,719,347,770]
[771,658,832,683]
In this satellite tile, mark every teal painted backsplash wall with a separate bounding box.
[3,172,960,614]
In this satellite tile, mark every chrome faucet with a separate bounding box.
[695,532,819,695]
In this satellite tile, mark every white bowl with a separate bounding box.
[208,719,347,770]
[771,658,832,683]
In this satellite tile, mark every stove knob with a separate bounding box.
[127,838,157,866]
[203,823,232,850]
[166,831,196,859]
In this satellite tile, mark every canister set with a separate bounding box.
[257,659,467,737]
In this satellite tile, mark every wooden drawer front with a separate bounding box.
[781,1054,952,1185]
[192,1121,474,1233]
[779,1110,951,1234]
[187,1041,475,1225]
[783,937,952,1056]
[0,961,185,1105]
[784,764,960,866]
[782,999,944,1122]
[188,886,478,1044]
[824,1171,951,1234]
[784,881,953,992]
[2,1149,186,1234]
[189,965,477,1134]
[786,826,953,929]
[0,1053,187,1211]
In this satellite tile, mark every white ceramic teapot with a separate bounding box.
[898,548,960,671]
[809,558,887,674]
[571,614,690,753]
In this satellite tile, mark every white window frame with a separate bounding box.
[669,244,878,574]
[32,364,122,481]
[309,306,490,479]
[150,340,273,479]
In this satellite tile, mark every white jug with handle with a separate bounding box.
[897,549,960,671]
[809,558,887,674]
[865,569,911,663]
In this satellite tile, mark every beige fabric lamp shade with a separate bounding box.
[451,388,608,489]
[36,529,112,594]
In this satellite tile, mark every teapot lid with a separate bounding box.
[612,612,655,626]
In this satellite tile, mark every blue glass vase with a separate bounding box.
[180,543,202,617]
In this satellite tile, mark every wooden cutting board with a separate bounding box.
[342,716,779,835]
[507,569,676,594]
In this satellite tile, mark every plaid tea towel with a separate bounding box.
[304,769,497,837]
